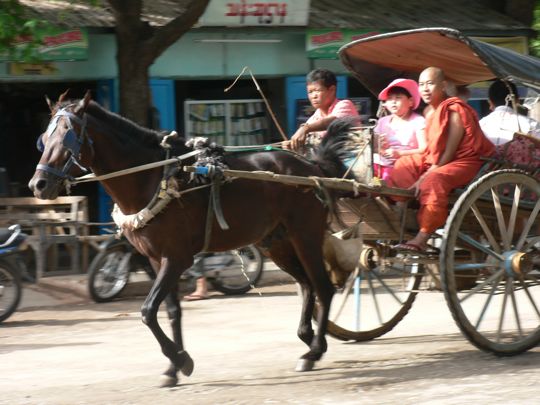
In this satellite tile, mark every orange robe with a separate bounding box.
[389,97,495,233]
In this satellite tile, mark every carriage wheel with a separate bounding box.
[322,243,423,341]
[441,170,540,355]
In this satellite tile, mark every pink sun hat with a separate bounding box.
[378,78,421,110]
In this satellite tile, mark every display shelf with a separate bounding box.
[185,99,269,146]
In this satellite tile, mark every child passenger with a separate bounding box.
[374,79,426,181]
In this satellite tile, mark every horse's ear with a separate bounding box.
[76,90,92,113]
[58,89,69,103]
[45,95,53,112]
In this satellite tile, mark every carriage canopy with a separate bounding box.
[339,27,540,95]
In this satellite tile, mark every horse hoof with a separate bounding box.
[159,374,178,388]
[178,351,194,376]
[295,358,315,372]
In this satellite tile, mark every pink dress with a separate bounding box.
[374,112,425,180]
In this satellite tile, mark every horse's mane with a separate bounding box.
[310,117,358,179]
[56,99,190,154]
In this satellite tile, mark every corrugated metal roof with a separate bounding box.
[309,0,530,32]
[19,0,192,28]
[19,0,531,33]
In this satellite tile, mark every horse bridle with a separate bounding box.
[36,108,91,180]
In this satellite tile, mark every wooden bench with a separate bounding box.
[0,196,100,280]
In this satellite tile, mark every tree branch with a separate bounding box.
[144,0,210,61]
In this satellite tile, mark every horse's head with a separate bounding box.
[29,91,95,199]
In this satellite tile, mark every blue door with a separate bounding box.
[95,79,118,229]
[150,79,176,130]
[95,79,176,227]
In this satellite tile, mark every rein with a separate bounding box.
[69,149,202,185]
[68,144,283,185]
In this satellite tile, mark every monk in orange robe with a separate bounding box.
[390,67,495,253]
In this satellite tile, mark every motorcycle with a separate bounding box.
[0,225,28,323]
[88,236,264,303]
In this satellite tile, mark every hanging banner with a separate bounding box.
[306,29,382,59]
[0,27,88,62]
[199,0,310,26]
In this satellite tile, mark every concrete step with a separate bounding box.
[22,260,295,306]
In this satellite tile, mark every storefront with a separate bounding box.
[0,0,533,223]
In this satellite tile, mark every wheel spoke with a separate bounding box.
[474,271,503,329]
[522,236,540,251]
[518,275,540,320]
[471,203,501,254]
[369,269,405,305]
[496,278,511,343]
[516,199,540,250]
[509,279,523,339]
[458,232,504,261]
[506,185,522,247]
[366,272,383,325]
[455,263,499,271]
[491,188,510,251]
[460,268,505,303]
[331,268,360,323]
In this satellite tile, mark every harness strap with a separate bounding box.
[201,188,215,253]
[201,176,231,253]
[212,180,230,230]
[112,182,211,232]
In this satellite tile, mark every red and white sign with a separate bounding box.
[199,0,310,26]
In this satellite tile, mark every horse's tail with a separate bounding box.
[310,116,358,179]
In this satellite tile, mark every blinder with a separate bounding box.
[35,108,91,180]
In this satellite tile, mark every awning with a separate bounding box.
[339,28,540,95]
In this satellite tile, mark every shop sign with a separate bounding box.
[199,0,310,26]
[8,62,57,76]
[0,27,88,62]
[306,29,381,59]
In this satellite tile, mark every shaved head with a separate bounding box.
[418,66,448,107]
[421,67,445,83]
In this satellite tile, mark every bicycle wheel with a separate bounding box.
[323,243,423,341]
[441,170,540,355]
[88,244,133,303]
[208,245,264,295]
[0,259,22,323]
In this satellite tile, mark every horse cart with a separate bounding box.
[29,27,540,385]
[192,28,540,356]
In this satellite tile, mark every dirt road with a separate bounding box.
[2,283,539,404]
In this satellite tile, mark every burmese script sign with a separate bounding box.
[199,0,310,26]
[306,29,382,59]
[0,27,88,62]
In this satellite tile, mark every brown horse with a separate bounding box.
[28,92,350,387]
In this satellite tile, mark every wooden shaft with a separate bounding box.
[183,166,415,198]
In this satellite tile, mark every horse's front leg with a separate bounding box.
[264,239,316,347]
[141,258,193,387]
[289,233,334,372]
[161,281,193,387]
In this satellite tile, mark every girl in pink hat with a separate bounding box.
[374,78,426,181]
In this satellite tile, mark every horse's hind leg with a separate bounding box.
[161,282,193,387]
[141,259,193,387]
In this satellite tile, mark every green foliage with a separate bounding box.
[0,0,49,62]
[532,2,540,57]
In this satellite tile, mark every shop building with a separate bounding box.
[0,0,533,222]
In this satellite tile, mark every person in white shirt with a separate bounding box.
[479,79,540,147]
